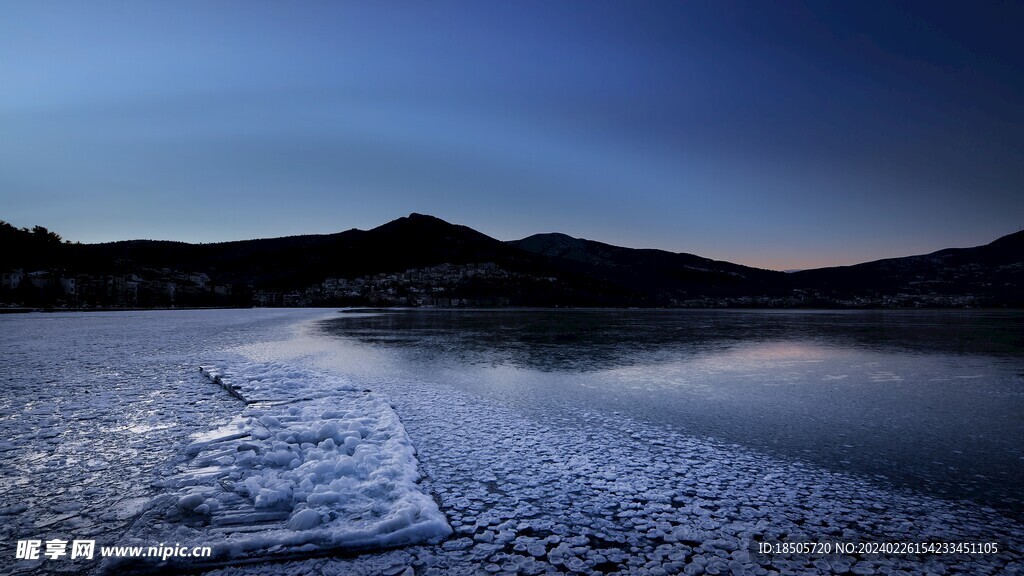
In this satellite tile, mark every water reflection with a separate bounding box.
[324,309,1024,373]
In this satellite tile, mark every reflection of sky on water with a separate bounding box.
[318,309,1024,511]
[324,309,1024,372]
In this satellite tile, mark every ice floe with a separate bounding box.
[104,362,450,573]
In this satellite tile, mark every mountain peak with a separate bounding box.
[510,233,609,266]
[370,213,454,233]
[514,232,584,248]
[406,212,447,223]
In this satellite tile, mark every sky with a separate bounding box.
[1,1,1022,270]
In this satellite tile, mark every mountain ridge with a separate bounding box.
[1,215,1021,308]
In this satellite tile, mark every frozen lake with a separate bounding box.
[318,309,1024,511]
[2,308,1022,575]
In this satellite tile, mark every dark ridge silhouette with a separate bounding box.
[1,216,1021,308]
[787,229,1024,306]
[509,232,787,302]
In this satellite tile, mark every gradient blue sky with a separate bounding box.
[2,1,1022,269]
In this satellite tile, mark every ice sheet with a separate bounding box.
[105,362,450,573]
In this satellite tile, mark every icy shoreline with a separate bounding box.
[106,361,450,573]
